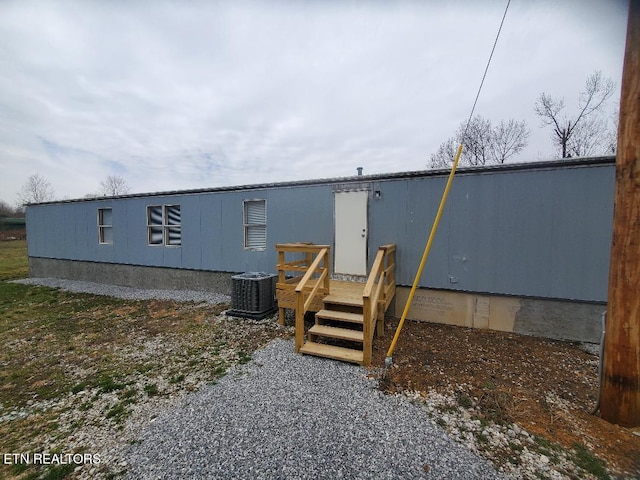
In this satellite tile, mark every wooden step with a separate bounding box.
[299,341,364,364]
[315,309,363,324]
[308,325,364,343]
[322,294,364,308]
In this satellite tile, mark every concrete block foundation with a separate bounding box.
[28,257,235,294]
[395,286,605,344]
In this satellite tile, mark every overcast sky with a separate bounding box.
[0,0,628,204]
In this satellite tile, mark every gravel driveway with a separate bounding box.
[125,339,503,479]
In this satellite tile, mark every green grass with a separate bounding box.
[0,239,286,479]
[0,239,28,280]
[237,350,252,364]
[571,443,610,479]
[0,282,139,408]
[169,373,185,384]
[96,375,126,394]
[144,383,159,396]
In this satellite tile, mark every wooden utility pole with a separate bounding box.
[600,1,640,427]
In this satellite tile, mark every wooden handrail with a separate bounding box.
[297,248,329,312]
[295,247,328,293]
[276,243,331,328]
[362,244,396,365]
[363,248,386,298]
[286,246,330,352]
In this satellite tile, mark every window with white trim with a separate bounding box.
[98,208,113,244]
[147,204,181,246]
[243,199,266,250]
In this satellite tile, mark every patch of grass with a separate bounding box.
[106,402,130,421]
[42,463,76,480]
[455,392,472,409]
[534,435,561,453]
[79,400,94,412]
[136,363,155,374]
[571,443,610,479]
[169,374,185,384]
[0,239,28,280]
[71,381,90,394]
[508,442,524,453]
[9,462,30,476]
[121,388,138,400]
[144,383,159,396]
[95,376,125,394]
[237,350,252,364]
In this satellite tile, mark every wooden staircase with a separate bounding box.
[276,243,396,366]
[301,291,366,364]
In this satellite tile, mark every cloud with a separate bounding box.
[0,0,628,202]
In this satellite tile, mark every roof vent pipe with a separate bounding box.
[357,167,363,176]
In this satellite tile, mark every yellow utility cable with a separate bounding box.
[385,143,463,363]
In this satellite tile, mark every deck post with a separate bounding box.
[277,250,286,325]
[295,290,304,352]
[376,302,385,337]
[323,249,331,293]
[362,297,372,366]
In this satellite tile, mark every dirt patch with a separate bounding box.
[372,318,640,478]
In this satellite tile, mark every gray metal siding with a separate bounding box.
[26,161,614,302]
[367,163,614,301]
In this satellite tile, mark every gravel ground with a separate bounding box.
[13,277,231,304]
[13,278,503,478]
[125,339,503,479]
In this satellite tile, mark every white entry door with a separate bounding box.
[334,191,368,275]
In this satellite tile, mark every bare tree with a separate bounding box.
[534,71,615,158]
[606,106,620,154]
[99,175,131,196]
[491,119,530,164]
[430,138,459,169]
[566,116,610,158]
[460,115,493,167]
[430,115,529,168]
[17,173,55,205]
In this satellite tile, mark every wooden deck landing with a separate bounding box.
[276,243,396,366]
[323,280,365,305]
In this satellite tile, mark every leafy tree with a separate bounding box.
[17,173,55,205]
[99,175,131,196]
[534,71,615,158]
[430,115,529,168]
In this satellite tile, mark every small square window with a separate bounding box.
[147,204,181,246]
[98,208,113,244]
